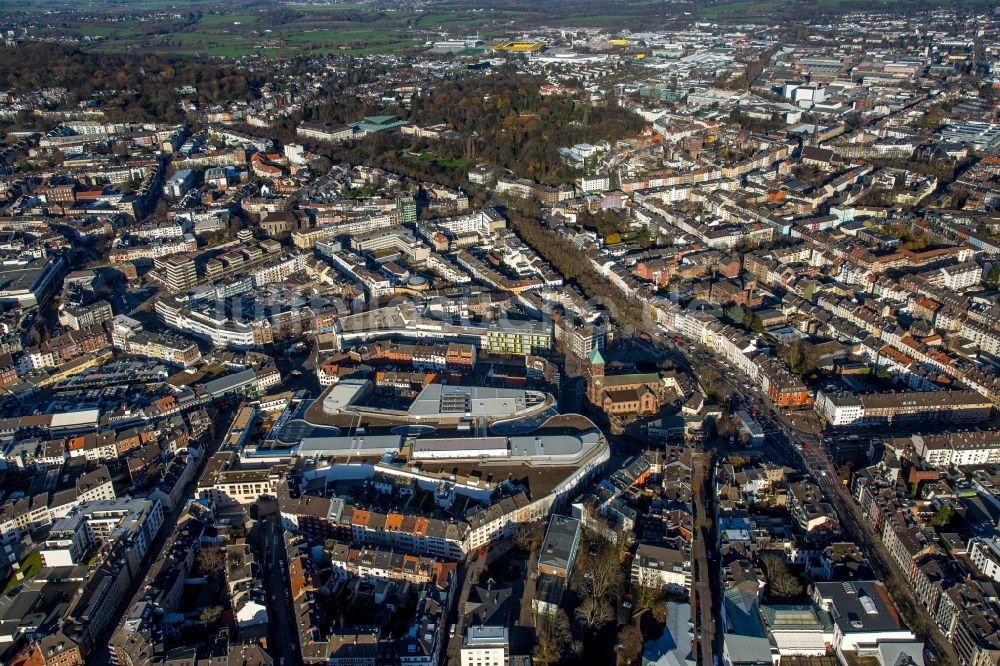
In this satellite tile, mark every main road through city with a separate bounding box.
[660,333,957,665]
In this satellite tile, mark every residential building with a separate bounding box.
[815,390,993,428]
[157,254,198,293]
[631,542,691,595]
[485,321,552,357]
[163,169,195,197]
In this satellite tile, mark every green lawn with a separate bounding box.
[0,0,201,9]
[2,550,42,595]
[41,0,998,60]
[122,0,219,6]
[696,0,791,19]
[416,12,490,28]
[71,1,426,57]
[197,12,262,26]
[285,27,398,44]
[416,152,469,170]
[699,1,759,15]
[129,30,262,56]
[699,0,997,17]
[204,45,277,57]
[292,2,377,11]
[77,26,120,37]
[340,39,422,54]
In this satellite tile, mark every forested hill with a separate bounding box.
[297,68,647,185]
[0,43,259,123]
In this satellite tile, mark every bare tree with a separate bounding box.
[575,594,614,632]
[196,546,225,575]
[760,552,802,599]
[583,540,622,600]
[534,609,573,666]
[199,605,223,625]
[512,522,542,552]
[616,624,643,666]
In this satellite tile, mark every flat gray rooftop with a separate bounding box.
[538,514,580,573]
[408,384,545,419]
[297,434,402,457]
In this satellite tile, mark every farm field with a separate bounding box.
[2,0,994,56]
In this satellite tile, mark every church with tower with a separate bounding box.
[586,348,670,418]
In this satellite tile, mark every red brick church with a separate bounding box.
[586,348,668,417]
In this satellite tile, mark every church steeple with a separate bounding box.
[587,347,605,403]
[587,346,605,369]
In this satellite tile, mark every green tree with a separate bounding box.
[932,504,954,527]
[986,265,1000,289]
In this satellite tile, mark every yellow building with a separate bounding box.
[493,40,545,53]
[36,350,114,387]
[485,321,552,356]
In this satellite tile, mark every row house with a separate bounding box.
[18,324,110,374]
[327,540,457,587]
[849,463,986,650]
[347,507,466,561]
[279,486,467,561]
[465,492,546,551]
[710,324,766,382]
[880,512,936,579]
[758,356,813,409]
[787,480,840,534]
[68,431,117,460]
[0,466,116,541]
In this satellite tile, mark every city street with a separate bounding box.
[88,406,234,666]
[258,497,300,666]
[442,539,530,666]
[4,9,998,666]
[442,552,488,666]
[671,340,959,666]
[690,450,717,666]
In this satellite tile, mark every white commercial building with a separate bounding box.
[163,169,195,197]
[783,83,827,108]
[812,581,916,655]
[814,391,867,427]
[760,605,828,658]
[969,536,1000,582]
[460,626,509,666]
[412,437,509,460]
